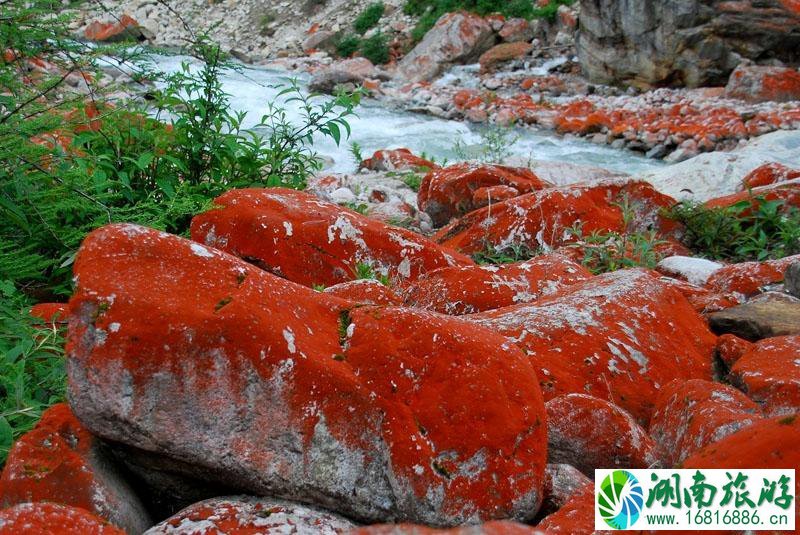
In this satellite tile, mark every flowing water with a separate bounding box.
[146,54,667,176]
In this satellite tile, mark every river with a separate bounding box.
[147,54,667,176]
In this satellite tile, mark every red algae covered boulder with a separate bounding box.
[682,414,800,527]
[84,15,142,43]
[361,149,438,172]
[535,483,597,535]
[144,497,355,534]
[418,164,552,227]
[190,188,472,288]
[67,224,548,525]
[471,185,522,208]
[471,269,716,423]
[323,279,403,306]
[741,163,800,189]
[648,379,762,467]
[434,181,678,256]
[403,254,592,315]
[0,403,150,533]
[729,335,800,416]
[545,394,660,476]
[348,521,539,534]
[715,333,754,368]
[705,178,800,212]
[0,502,125,535]
[705,254,800,296]
[479,42,533,74]
[725,64,800,103]
[397,12,495,82]
[654,275,742,315]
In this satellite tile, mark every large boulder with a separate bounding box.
[471,269,717,423]
[0,404,151,533]
[418,164,552,228]
[648,379,762,466]
[403,254,592,315]
[67,224,548,525]
[705,254,800,296]
[397,12,496,83]
[190,188,472,288]
[729,335,800,416]
[433,181,678,256]
[545,394,660,476]
[308,58,376,94]
[640,130,800,202]
[725,64,800,103]
[577,0,800,88]
[144,496,355,534]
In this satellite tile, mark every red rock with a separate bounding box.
[84,15,142,43]
[715,333,754,368]
[67,224,548,525]
[404,254,592,315]
[360,148,438,172]
[419,163,552,227]
[725,64,800,103]
[499,18,533,43]
[545,394,660,476]
[705,254,800,296]
[472,269,716,424]
[653,275,742,314]
[0,404,150,533]
[349,521,539,534]
[729,335,800,416]
[741,163,800,189]
[479,42,533,74]
[145,496,355,534]
[190,188,473,288]
[29,302,68,324]
[682,415,800,528]
[397,12,495,82]
[648,379,762,467]
[323,279,403,306]
[434,181,679,257]
[705,178,800,212]
[472,185,521,207]
[535,483,597,534]
[0,503,125,535]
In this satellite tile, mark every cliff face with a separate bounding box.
[577,0,800,88]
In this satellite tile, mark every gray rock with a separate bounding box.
[144,496,355,534]
[786,262,800,298]
[708,293,800,341]
[577,0,800,88]
[397,12,496,82]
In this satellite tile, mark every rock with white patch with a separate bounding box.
[67,223,548,525]
[657,256,724,286]
[544,394,660,476]
[403,254,593,315]
[190,188,473,288]
[144,496,355,534]
[471,269,717,423]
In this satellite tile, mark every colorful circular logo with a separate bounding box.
[597,470,645,529]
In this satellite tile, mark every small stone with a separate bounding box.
[786,262,800,298]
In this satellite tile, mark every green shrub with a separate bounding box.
[0,283,66,465]
[354,2,385,34]
[473,243,538,265]
[336,34,361,57]
[566,196,668,274]
[668,198,800,262]
[359,32,390,64]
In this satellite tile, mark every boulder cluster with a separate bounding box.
[2,158,799,534]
